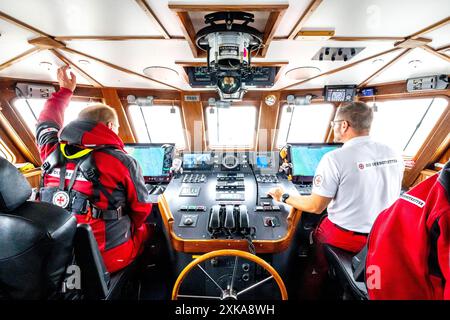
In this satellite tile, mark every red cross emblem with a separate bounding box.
[52,191,69,208]
[314,175,323,187]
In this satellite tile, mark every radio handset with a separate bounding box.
[208,205,221,232]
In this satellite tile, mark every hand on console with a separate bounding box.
[267,187,284,202]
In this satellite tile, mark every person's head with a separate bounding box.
[77,104,120,134]
[331,101,373,143]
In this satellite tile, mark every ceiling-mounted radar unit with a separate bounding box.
[195,12,262,71]
[188,11,278,101]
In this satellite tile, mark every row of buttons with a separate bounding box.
[256,174,279,183]
[182,174,207,183]
[179,205,207,212]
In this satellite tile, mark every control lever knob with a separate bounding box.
[239,205,249,230]
[208,205,221,231]
[224,205,235,229]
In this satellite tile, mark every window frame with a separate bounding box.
[0,138,16,163]
[360,94,450,160]
[11,96,99,135]
[203,102,260,151]
[274,101,337,149]
[126,101,188,150]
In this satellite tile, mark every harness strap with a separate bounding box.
[429,218,444,282]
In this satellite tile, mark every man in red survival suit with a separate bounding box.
[36,66,152,273]
[268,102,405,298]
[366,160,450,299]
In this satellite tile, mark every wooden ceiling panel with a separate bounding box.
[424,24,450,49]
[60,50,164,89]
[0,0,163,37]
[303,0,450,38]
[0,49,91,85]
[65,40,192,90]
[370,47,450,85]
[0,19,36,65]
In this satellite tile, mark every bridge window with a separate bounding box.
[276,103,334,148]
[13,98,90,133]
[368,97,448,157]
[128,105,186,149]
[0,139,15,163]
[205,106,257,149]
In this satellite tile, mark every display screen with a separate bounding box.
[256,155,269,168]
[324,85,356,102]
[124,145,168,177]
[183,153,212,170]
[290,144,342,177]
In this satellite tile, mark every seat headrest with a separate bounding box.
[0,158,32,212]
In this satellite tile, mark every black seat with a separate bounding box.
[74,224,138,300]
[0,158,77,299]
[324,245,368,300]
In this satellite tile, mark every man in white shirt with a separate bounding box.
[268,101,404,298]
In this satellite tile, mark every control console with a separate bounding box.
[160,151,299,247]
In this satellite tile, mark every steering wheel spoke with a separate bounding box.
[172,249,287,300]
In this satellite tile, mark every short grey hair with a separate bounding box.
[336,101,373,132]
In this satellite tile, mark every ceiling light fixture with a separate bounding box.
[39,61,53,71]
[372,58,384,65]
[143,66,179,82]
[408,60,422,69]
[285,66,321,80]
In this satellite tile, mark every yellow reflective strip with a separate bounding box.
[192,255,201,259]
[60,143,93,159]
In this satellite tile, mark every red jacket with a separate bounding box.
[36,88,152,254]
[366,161,450,299]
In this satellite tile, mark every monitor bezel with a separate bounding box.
[123,143,175,181]
[181,151,214,171]
[288,143,343,183]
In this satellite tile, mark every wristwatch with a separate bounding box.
[281,193,290,203]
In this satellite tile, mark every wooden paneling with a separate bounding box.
[288,0,323,40]
[101,88,136,143]
[261,10,286,57]
[180,93,205,151]
[0,48,41,72]
[0,87,41,165]
[134,0,170,39]
[403,102,450,187]
[0,10,51,37]
[23,169,42,188]
[256,92,280,151]
[158,193,303,254]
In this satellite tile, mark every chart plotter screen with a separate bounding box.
[182,153,212,170]
[290,144,342,177]
[124,145,168,177]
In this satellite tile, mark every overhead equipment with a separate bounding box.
[406,75,449,92]
[189,12,278,101]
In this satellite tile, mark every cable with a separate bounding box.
[249,163,259,206]
[403,98,435,152]
[15,86,38,121]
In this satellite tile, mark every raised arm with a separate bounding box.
[36,66,76,160]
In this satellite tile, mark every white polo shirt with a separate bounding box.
[312,136,405,233]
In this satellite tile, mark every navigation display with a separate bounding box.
[256,155,270,168]
[290,144,342,177]
[183,153,212,170]
[124,144,170,177]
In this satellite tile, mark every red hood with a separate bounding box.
[59,120,124,150]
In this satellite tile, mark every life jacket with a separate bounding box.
[365,160,450,299]
[39,143,124,220]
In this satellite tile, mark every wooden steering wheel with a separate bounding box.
[172,249,288,300]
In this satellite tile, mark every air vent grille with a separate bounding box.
[312,47,365,62]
